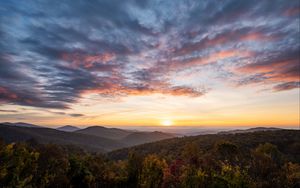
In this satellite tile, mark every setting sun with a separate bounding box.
[161,120,173,126]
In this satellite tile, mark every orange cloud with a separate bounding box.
[174,30,277,56]
[284,8,300,16]
[171,49,253,71]
[80,82,205,98]
[234,50,300,91]
[0,87,18,100]
[238,59,299,82]
[61,52,115,69]
[238,59,294,73]
[240,32,276,41]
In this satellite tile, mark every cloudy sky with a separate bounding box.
[0,0,299,127]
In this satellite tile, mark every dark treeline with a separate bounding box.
[0,130,299,188]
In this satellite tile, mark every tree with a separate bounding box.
[127,151,143,188]
[284,162,300,188]
[181,166,207,188]
[250,143,285,187]
[162,159,184,188]
[68,155,94,188]
[218,163,251,188]
[214,141,239,164]
[140,154,167,188]
[35,144,70,187]
[0,143,39,188]
[182,142,201,167]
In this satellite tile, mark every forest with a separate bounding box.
[0,130,299,188]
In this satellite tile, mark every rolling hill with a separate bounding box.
[218,127,282,134]
[75,126,132,139]
[57,125,81,132]
[108,129,300,161]
[1,122,42,128]
[0,123,177,152]
[75,126,176,145]
[0,124,125,152]
[121,131,175,146]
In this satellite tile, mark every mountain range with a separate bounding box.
[0,122,293,153]
[109,129,300,160]
[75,126,133,139]
[1,122,42,128]
[0,122,176,152]
[218,127,282,134]
[57,125,81,132]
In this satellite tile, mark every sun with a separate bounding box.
[161,120,173,126]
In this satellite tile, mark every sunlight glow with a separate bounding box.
[161,120,173,126]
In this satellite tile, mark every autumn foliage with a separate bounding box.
[0,130,299,188]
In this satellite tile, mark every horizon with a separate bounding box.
[1,121,299,131]
[0,0,299,127]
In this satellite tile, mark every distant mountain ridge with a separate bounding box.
[75,126,176,146]
[0,124,124,152]
[218,127,282,134]
[1,122,41,128]
[57,125,81,132]
[121,131,175,146]
[1,122,288,153]
[109,129,299,160]
[75,126,133,139]
[0,123,176,152]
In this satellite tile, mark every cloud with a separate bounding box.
[235,48,300,90]
[47,111,85,117]
[69,113,85,117]
[0,109,18,113]
[284,7,300,17]
[0,85,68,109]
[273,82,300,92]
[173,28,278,57]
[0,0,299,110]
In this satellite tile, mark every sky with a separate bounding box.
[0,0,299,127]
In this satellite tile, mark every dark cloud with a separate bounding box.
[0,0,299,110]
[236,48,300,89]
[46,111,84,117]
[273,82,300,92]
[69,113,85,117]
[0,85,68,109]
[0,109,18,113]
[173,27,280,57]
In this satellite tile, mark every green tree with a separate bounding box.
[218,163,251,188]
[250,143,285,187]
[182,142,201,167]
[181,166,207,188]
[127,151,143,188]
[140,154,167,188]
[284,162,300,188]
[0,143,39,188]
[68,155,94,188]
[35,144,70,187]
[214,141,239,164]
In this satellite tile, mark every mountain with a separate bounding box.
[76,126,176,145]
[57,125,81,132]
[0,124,176,152]
[218,127,282,134]
[121,131,175,146]
[109,129,300,160]
[75,126,133,139]
[1,122,42,128]
[0,125,125,152]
